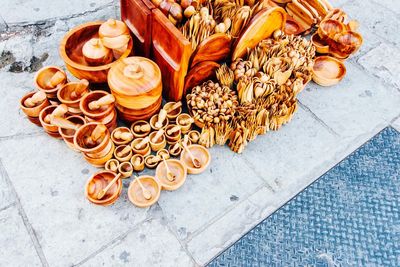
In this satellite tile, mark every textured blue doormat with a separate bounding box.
[209,127,400,267]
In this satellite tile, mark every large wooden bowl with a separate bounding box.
[59,21,133,83]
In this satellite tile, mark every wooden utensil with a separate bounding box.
[135,136,150,150]
[152,129,164,143]
[97,173,122,199]
[88,94,115,110]
[164,101,182,113]
[155,109,167,128]
[116,145,131,157]
[46,71,66,89]
[50,116,81,130]
[135,175,152,200]
[70,79,89,100]
[113,129,133,141]
[44,104,68,123]
[24,91,47,108]
[182,136,201,168]
[162,157,175,182]
[91,124,108,142]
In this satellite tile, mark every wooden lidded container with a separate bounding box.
[108,56,162,122]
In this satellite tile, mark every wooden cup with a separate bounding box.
[130,154,145,172]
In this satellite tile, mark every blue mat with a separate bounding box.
[209,127,400,267]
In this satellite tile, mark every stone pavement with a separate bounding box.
[0,0,399,266]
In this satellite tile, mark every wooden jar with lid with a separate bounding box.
[108,57,162,122]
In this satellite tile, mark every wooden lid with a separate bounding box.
[108,57,162,96]
[99,19,129,38]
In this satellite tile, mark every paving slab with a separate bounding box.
[81,219,193,267]
[299,62,400,139]
[0,161,15,210]
[0,135,149,266]
[0,206,42,267]
[158,146,264,241]
[392,117,400,132]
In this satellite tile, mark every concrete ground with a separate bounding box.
[0,0,399,266]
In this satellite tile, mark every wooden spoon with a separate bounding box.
[182,136,201,168]
[96,173,121,199]
[162,157,175,182]
[134,175,152,200]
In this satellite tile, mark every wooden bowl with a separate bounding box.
[20,91,50,119]
[131,138,151,156]
[115,97,162,122]
[176,113,193,134]
[82,142,114,167]
[59,21,133,83]
[311,33,330,54]
[34,66,67,99]
[188,130,200,144]
[59,115,86,151]
[73,122,111,154]
[163,101,182,121]
[156,149,170,160]
[130,154,145,172]
[318,19,345,39]
[149,131,166,152]
[105,159,120,173]
[114,144,132,162]
[39,105,62,138]
[165,124,181,145]
[168,143,182,157]
[180,144,210,174]
[85,170,122,206]
[127,176,161,208]
[130,120,151,138]
[111,127,133,145]
[155,159,187,191]
[144,155,160,169]
[57,82,90,114]
[80,91,114,120]
[284,16,305,36]
[312,56,346,87]
[118,162,133,178]
[150,114,169,131]
[328,31,363,59]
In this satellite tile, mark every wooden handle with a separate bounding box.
[148,155,161,164]
[91,124,107,141]
[117,146,131,157]
[134,124,151,133]
[109,161,118,172]
[155,109,167,128]
[152,129,164,143]
[88,94,115,110]
[45,104,68,123]
[114,130,133,141]
[24,91,46,107]
[97,173,121,200]
[47,71,65,88]
[135,136,150,150]
[135,175,152,200]
[167,125,181,135]
[123,63,144,79]
[50,116,80,130]
[170,142,180,153]
[179,117,194,125]
[165,101,182,113]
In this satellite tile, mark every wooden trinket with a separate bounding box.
[149,129,166,151]
[59,21,133,83]
[163,101,182,122]
[165,124,182,145]
[131,120,151,138]
[20,91,50,126]
[111,127,134,145]
[105,159,120,173]
[311,33,330,54]
[85,170,123,206]
[57,79,90,114]
[108,57,162,122]
[80,91,117,132]
[131,154,145,172]
[54,115,86,151]
[39,104,68,138]
[312,56,346,86]
[35,66,67,101]
[155,159,187,191]
[168,142,182,157]
[180,144,210,174]
[82,38,113,66]
[114,144,133,162]
[128,175,161,208]
[188,130,200,144]
[156,149,170,160]
[118,162,133,178]
[131,136,151,156]
[150,112,169,131]
[176,113,194,134]
[99,19,131,59]
[144,155,161,169]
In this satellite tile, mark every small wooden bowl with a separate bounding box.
[114,144,132,162]
[150,114,169,131]
[131,138,151,156]
[59,21,133,83]
[176,113,193,134]
[73,122,111,154]
[118,162,133,178]
[328,31,363,59]
[144,155,160,169]
[59,115,86,151]
[39,105,62,138]
[168,143,182,157]
[127,176,161,208]
[188,130,200,144]
[284,16,305,36]
[34,66,67,99]
[57,82,90,114]
[83,141,115,167]
[157,149,170,160]
[311,33,330,54]
[155,159,187,191]
[180,144,211,174]
[20,91,50,119]
[165,124,181,145]
[149,131,166,152]
[130,154,145,172]
[80,91,114,120]
[312,56,346,87]
[130,120,151,138]
[163,101,182,121]
[318,19,345,39]
[85,170,122,206]
[111,127,133,145]
[105,159,120,173]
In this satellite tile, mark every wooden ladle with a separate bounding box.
[134,175,152,200]
[162,156,175,182]
[97,172,122,199]
[88,94,115,110]
[70,79,89,100]
[182,136,201,168]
